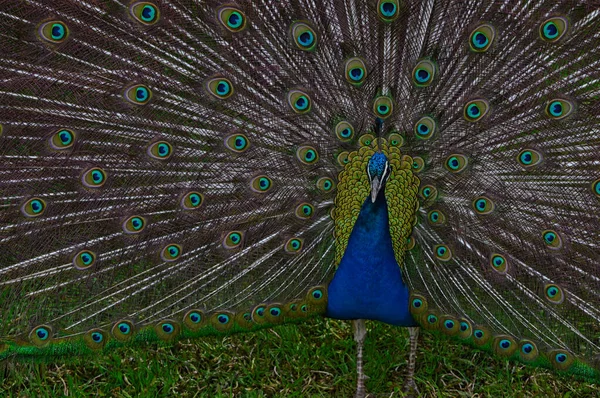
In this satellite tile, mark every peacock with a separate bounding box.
[1,0,599,396]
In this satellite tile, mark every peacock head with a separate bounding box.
[367,152,390,203]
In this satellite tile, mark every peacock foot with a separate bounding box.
[402,378,420,398]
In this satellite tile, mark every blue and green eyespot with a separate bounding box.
[225,133,250,153]
[147,140,173,160]
[297,146,319,165]
[412,156,424,173]
[373,96,393,119]
[517,148,542,168]
[291,22,317,51]
[181,191,204,210]
[518,340,539,362]
[112,320,134,341]
[549,349,573,370]
[130,2,160,25]
[50,129,76,150]
[125,84,152,105]
[419,185,437,201]
[544,283,565,304]
[345,57,368,86]
[445,154,467,173]
[412,59,436,87]
[427,210,446,226]
[463,99,489,122]
[388,133,403,147]
[285,237,304,253]
[295,203,314,219]
[251,175,273,193]
[540,17,568,42]
[469,24,495,52]
[542,229,562,249]
[29,325,52,346]
[161,244,182,262]
[472,196,494,215]
[545,99,573,120]
[288,90,312,114]
[434,244,452,261]
[207,77,234,99]
[593,179,600,198]
[73,250,96,270]
[335,121,354,142]
[414,116,436,140]
[377,0,400,22]
[82,167,107,188]
[218,7,247,32]
[123,215,146,234]
[223,231,243,249]
[39,21,69,43]
[493,336,517,357]
[183,309,205,331]
[489,253,507,274]
[21,197,47,218]
[337,151,350,167]
[316,177,335,192]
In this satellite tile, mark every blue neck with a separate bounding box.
[326,190,416,326]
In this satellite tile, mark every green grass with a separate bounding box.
[0,318,595,397]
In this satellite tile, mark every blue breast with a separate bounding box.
[326,191,416,326]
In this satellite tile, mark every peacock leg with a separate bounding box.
[403,326,420,397]
[353,319,368,398]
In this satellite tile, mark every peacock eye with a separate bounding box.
[540,16,568,42]
[463,99,489,122]
[161,244,182,262]
[489,253,508,274]
[377,0,400,22]
[434,244,452,261]
[82,167,107,188]
[50,129,76,150]
[544,284,565,304]
[284,237,303,253]
[469,24,495,52]
[414,116,436,140]
[445,154,467,173]
[21,198,47,218]
[345,57,368,86]
[420,185,437,200]
[218,7,247,32]
[125,84,152,105]
[291,22,317,51]
[39,21,69,43]
[542,229,562,249]
[316,177,335,192]
[472,196,494,214]
[288,90,312,114]
[147,141,173,160]
[517,149,542,168]
[388,133,403,147]
[123,216,146,234]
[412,59,437,87]
[335,121,354,142]
[545,99,573,120]
[295,203,314,219]
[181,192,203,210]
[373,96,393,119]
[412,156,425,172]
[225,134,249,152]
[593,179,600,198]
[427,210,446,226]
[296,146,319,165]
[73,250,96,270]
[251,175,273,193]
[130,2,160,25]
[223,231,243,249]
[206,77,234,99]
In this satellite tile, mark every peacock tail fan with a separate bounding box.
[0,0,599,384]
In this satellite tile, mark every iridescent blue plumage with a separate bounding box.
[326,190,416,326]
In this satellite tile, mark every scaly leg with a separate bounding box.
[403,326,420,397]
[353,319,368,398]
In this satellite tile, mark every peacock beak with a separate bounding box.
[371,176,381,203]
